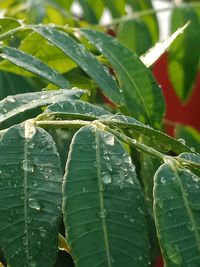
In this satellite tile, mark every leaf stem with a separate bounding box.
[35,120,91,129]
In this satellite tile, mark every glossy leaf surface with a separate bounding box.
[0,124,62,266]
[154,162,200,266]
[0,89,85,129]
[63,126,149,266]
[81,29,165,127]
[33,26,121,105]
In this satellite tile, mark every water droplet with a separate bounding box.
[101,172,112,184]
[177,138,186,145]
[187,223,194,232]
[123,154,131,164]
[93,161,97,167]
[32,181,38,187]
[26,217,32,224]
[46,145,53,151]
[20,160,35,172]
[98,209,107,218]
[160,176,166,184]
[91,143,97,149]
[28,257,37,267]
[37,241,42,249]
[115,158,122,165]
[22,236,28,246]
[39,226,47,238]
[7,95,16,103]
[28,198,41,210]
[104,134,114,145]
[106,163,112,172]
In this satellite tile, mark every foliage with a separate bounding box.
[0,1,200,267]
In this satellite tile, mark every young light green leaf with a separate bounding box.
[154,162,200,266]
[33,26,121,105]
[140,22,189,68]
[168,7,200,102]
[81,29,165,127]
[0,124,62,267]
[0,89,85,129]
[0,46,70,88]
[63,126,150,267]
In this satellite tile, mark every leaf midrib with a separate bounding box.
[169,163,200,254]
[95,127,112,267]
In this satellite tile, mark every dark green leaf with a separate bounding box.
[81,29,165,127]
[45,99,111,120]
[0,71,44,101]
[77,0,104,23]
[33,26,121,105]
[0,89,85,129]
[169,7,200,102]
[154,162,200,266]
[177,152,200,176]
[0,46,70,88]
[99,114,191,155]
[0,123,62,266]
[63,126,149,266]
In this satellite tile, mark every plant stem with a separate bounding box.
[35,120,91,129]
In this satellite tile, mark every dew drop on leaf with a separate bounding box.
[160,176,166,184]
[20,160,35,172]
[177,138,186,145]
[39,226,47,238]
[101,172,112,184]
[28,198,41,210]
[98,209,107,218]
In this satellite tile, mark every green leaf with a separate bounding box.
[63,126,149,266]
[177,152,200,177]
[0,46,70,88]
[33,26,121,105]
[81,29,165,127]
[0,123,62,267]
[154,162,200,266]
[77,0,104,23]
[103,0,126,18]
[45,99,111,120]
[0,18,21,35]
[99,114,191,155]
[19,32,76,74]
[128,0,159,43]
[168,7,200,102]
[0,71,44,101]
[175,124,200,153]
[0,89,85,129]
[117,19,152,56]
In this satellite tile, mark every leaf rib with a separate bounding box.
[95,127,112,267]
